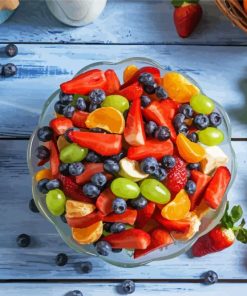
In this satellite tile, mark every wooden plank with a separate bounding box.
[0,44,247,138]
[0,0,246,45]
[0,139,246,280]
[1,283,247,296]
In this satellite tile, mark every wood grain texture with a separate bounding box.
[0,0,246,45]
[0,140,246,280]
[1,283,247,296]
[0,44,247,138]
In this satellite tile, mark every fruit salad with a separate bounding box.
[34,64,232,259]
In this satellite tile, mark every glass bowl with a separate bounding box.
[27,57,237,267]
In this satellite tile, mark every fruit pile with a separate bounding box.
[34,64,232,259]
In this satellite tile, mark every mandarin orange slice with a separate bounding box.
[162,72,200,103]
[123,65,138,83]
[85,107,125,134]
[72,221,103,244]
[35,168,53,182]
[66,200,96,218]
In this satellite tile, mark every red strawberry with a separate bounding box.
[117,82,143,101]
[103,228,151,250]
[58,174,93,204]
[165,156,187,194]
[105,69,120,95]
[159,99,180,120]
[173,1,203,38]
[49,117,73,135]
[71,111,89,128]
[203,166,231,209]
[135,202,156,229]
[66,211,104,228]
[103,209,137,225]
[49,140,60,177]
[96,188,116,215]
[134,228,173,259]
[37,158,49,167]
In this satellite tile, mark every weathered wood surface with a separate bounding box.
[0,140,246,280]
[1,44,247,138]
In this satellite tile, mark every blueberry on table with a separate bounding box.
[140,157,159,174]
[54,101,66,115]
[187,163,200,170]
[16,234,31,248]
[37,178,49,194]
[194,114,210,130]
[95,240,112,256]
[65,290,83,296]
[5,43,18,57]
[154,126,171,141]
[68,162,85,176]
[88,89,106,104]
[29,199,39,213]
[152,167,167,181]
[91,173,107,188]
[138,72,154,86]
[46,179,61,191]
[143,82,157,94]
[35,145,50,160]
[145,121,157,137]
[130,195,147,209]
[187,132,199,143]
[2,63,17,77]
[59,92,73,105]
[155,86,168,99]
[104,159,120,175]
[82,183,100,199]
[37,126,53,142]
[110,223,126,233]
[76,97,87,111]
[185,180,197,195]
[112,198,127,214]
[209,112,222,127]
[121,280,135,294]
[179,104,193,118]
[173,113,185,130]
[59,163,70,176]
[85,151,101,163]
[63,105,75,118]
[203,270,218,285]
[162,155,176,169]
[141,95,151,107]
[79,261,93,274]
[177,123,189,135]
[55,253,68,266]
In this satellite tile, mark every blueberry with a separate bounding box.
[110,151,126,162]
[37,179,49,194]
[209,112,222,127]
[141,95,151,107]
[86,151,101,163]
[185,180,196,195]
[59,92,73,105]
[35,145,50,159]
[75,97,87,111]
[140,157,159,174]
[155,86,168,99]
[82,183,100,199]
[91,173,107,188]
[59,163,70,176]
[61,214,67,223]
[173,113,185,130]
[110,223,126,233]
[103,222,113,232]
[154,126,171,141]
[143,82,157,94]
[203,270,218,285]
[16,234,31,248]
[186,169,191,179]
[187,132,199,143]
[68,162,84,176]
[46,179,61,190]
[90,127,108,133]
[104,159,120,175]
[112,198,127,214]
[65,290,83,296]
[177,124,189,135]
[5,43,18,57]
[88,103,99,113]
[29,199,39,213]
[194,114,209,130]
[88,89,106,104]
[138,72,154,86]
[54,101,66,114]
[37,126,53,142]
[112,248,122,253]
[161,155,176,169]
[152,167,167,181]
[121,280,135,294]
[95,241,112,256]
[130,195,148,209]
[79,261,93,274]
[145,121,157,137]
[2,63,17,77]
[63,105,75,118]
[187,163,200,170]
[179,104,193,118]
[55,253,68,266]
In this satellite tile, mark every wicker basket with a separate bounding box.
[215,0,247,33]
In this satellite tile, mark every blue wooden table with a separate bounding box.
[0,0,247,295]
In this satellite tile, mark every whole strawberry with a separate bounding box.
[165,156,187,194]
[172,0,203,38]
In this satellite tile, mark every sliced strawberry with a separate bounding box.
[190,170,211,210]
[71,111,89,128]
[66,210,104,228]
[203,166,231,209]
[37,158,49,167]
[153,208,190,233]
[105,69,120,95]
[117,82,143,101]
[49,117,73,135]
[134,228,173,259]
[142,219,159,233]
[50,140,60,177]
[103,209,137,225]
[58,174,93,203]
[159,99,180,120]
[135,202,156,229]
[96,188,116,215]
[103,228,151,250]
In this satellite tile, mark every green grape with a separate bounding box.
[110,178,140,199]
[101,95,129,113]
[140,179,171,204]
[46,189,66,216]
[60,143,88,163]
[190,94,215,115]
[198,127,224,146]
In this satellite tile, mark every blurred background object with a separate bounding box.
[0,0,19,24]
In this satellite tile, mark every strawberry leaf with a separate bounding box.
[236,228,247,244]
[171,0,184,7]
[231,205,243,223]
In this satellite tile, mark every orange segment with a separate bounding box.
[72,221,103,244]
[162,72,200,103]
[176,133,206,163]
[194,199,211,219]
[57,135,70,152]
[123,65,138,83]
[171,212,201,240]
[85,107,125,134]
[35,169,53,182]
[66,200,96,218]
[161,190,191,220]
